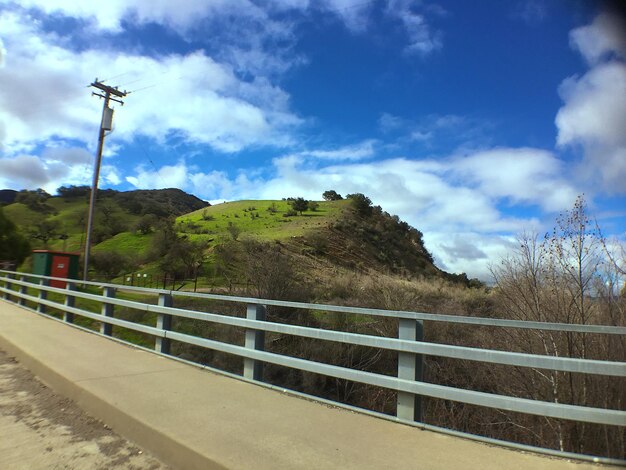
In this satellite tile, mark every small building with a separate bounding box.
[32,250,80,288]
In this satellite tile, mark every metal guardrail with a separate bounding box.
[1,270,625,461]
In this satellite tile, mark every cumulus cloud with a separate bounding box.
[556,12,626,194]
[0,147,94,193]
[122,144,571,280]
[0,11,301,156]
[8,0,254,32]
[556,63,626,148]
[125,163,190,190]
[450,148,578,212]
[125,146,567,233]
[569,12,626,65]
[426,232,518,281]
[3,0,443,62]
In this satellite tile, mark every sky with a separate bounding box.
[0,0,625,281]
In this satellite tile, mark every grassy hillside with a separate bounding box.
[3,188,455,287]
[3,187,209,253]
[176,199,347,243]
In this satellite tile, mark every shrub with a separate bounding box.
[289,197,308,215]
[226,222,241,240]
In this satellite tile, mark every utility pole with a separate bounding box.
[82,79,128,281]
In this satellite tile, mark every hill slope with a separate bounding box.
[3,188,463,286]
[3,187,209,252]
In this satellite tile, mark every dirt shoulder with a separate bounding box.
[0,348,168,470]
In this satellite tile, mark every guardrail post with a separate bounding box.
[244,303,266,381]
[155,293,173,354]
[100,286,116,336]
[18,275,28,306]
[64,281,76,323]
[397,318,424,422]
[37,278,48,314]
[3,273,14,301]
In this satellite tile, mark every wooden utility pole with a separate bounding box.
[83,79,128,281]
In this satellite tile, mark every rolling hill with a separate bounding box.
[2,187,468,287]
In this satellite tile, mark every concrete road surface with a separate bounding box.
[0,300,606,470]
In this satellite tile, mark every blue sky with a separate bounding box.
[0,0,625,280]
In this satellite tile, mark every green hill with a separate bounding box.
[2,187,469,288]
[3,187,209,253]
[176,199,346,243]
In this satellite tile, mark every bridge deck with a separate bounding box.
[0,301,597,469]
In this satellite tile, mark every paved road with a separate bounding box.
[0,348,167,470]
[0,300,602,469]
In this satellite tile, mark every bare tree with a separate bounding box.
[490,196,625,456]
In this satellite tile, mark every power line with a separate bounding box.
[129,75,184,94]
[101,71,133,83]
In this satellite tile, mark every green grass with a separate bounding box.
[5,196,348,254]
[177,199,347,243]
[94,232,154,256]
[3,203,41,228]
[4,196,146,252]
[5,196,353,290]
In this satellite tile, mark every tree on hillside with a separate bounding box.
[149,218,178,258]
[157,238,207,279]
[135,214,158,235]
[0,207,30,264]
[91,251,133,281]
[323,190,343,201]
[290,197,309,215]
[16,188,54,213]
[30,220,60,248]
[146,218,207,279]
[57,185,90,199]
[346,193,372,217]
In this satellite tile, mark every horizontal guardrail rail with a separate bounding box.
[4,270,625,334]
[4,277,625,377]
[1,269,625,463]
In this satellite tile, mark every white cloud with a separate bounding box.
[425,232,518,281]
[0,147,94,193]
[125,146,566,235]
[0,37,6,67]
[556,63,626,148]
[7,0,254,32]
[303,139,377,161]
[321,0,373,32]
[378,113,405,133]
[450,148,578,212]
[0,11,301,156]
[569,12,626,65]
[2,0,443,65]
[556,13,626,194]
[122,144,572,280]
[386,0,443,56]
[125,162,190,190]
